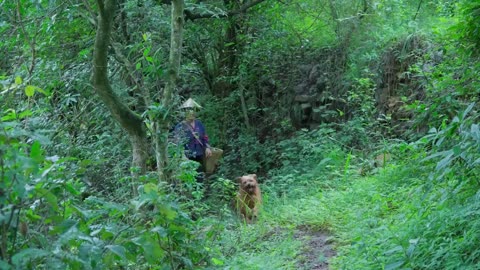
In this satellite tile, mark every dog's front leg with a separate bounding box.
[251,207,258,222]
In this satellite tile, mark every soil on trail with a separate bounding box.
[295,226,336,270]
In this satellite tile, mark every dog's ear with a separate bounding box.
[236,177,242,183]
[251,174,257,180]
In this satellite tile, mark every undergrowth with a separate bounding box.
[217,108,480,269]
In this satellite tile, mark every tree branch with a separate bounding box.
[92,0,148,175]
[185,0,267,21]
[93,0,142,133]
[413,0,423,21]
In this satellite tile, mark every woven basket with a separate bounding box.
[205,148,223,174]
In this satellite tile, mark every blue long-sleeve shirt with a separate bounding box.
[174,119,209,159]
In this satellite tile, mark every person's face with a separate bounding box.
[185,109,195,121]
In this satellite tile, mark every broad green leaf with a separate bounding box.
[133,236,163,264]
[34,87,49,96]
[0,259,11,270]
[452,145,462,155]
[1,109,16,121]
[156,68,163,76]
[144,183,158,194]
[159,205,177,220]
[151,226,168,237]
[422,150,451,162]
[15,76,22,85]
[65,182,81,195]
[384,245,403,255]
[0,210,11,224]
[143,47,151,57]
[49,249,85,269]
[78,48,90,58]
[136,62,141,70]
[100,228,115,240]
[25,85,35,97]
[41,163,56,178]
[30,141,44,162]
[79,243,101,261]
[25,209,42,221]
[52,219,78,235]
[471,124,479,139]
[473,158,480,165]
[461,102,475,120]
[385,260,405,270]
[436,152,454,171]
[12,174,27,197]
[12,248,49,267]
[168,224,188,234]
[36,188,59,212]
[406,239,418,257]
[105,245,127,260]
[18,110,32,119]
[212,258,224,266]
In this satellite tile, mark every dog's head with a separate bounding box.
[238,174,258,194]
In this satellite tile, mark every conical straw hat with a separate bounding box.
[180,98,202,109]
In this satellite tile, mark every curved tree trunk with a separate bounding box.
[155,0,185,181]
[92,0,148,179]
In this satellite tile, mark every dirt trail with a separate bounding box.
[295,226,336,270]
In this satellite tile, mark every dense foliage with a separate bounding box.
[1,0,479,269]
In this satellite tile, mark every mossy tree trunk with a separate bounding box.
[92,0,148,182]
[155,0,185,181]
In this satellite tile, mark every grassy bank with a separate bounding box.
[213,141,480,269]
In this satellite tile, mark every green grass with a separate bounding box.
[213,222,303,269]
[212,147,480,269]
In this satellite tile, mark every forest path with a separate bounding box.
[294,225,336,270]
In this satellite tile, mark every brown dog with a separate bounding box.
[235,174,262,223]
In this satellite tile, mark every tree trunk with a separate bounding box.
[155,0,185,180]
[92,0,148,180]
[239,83,250,129]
